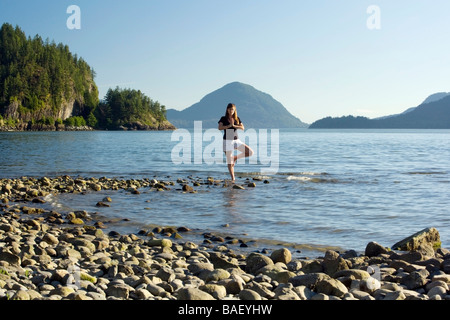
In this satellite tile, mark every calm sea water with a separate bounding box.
[1,129,449,257]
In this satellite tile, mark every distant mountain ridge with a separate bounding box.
[167,82,308,128]
[309,92,450,129]
[375,92,450,120]
[422,92,450,104]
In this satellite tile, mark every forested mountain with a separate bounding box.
[167,82,308,129]
[0,23,174,131]
[0,23,98,130]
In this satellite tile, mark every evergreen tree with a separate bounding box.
[0,23,98,124]
[0,23,172,131]
[95,87,168,130]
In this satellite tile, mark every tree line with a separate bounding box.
[0,23,169,130]
[95,87,167,130]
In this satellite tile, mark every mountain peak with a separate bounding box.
[167,82,308,128]
[421,92,450,105]
[223,81,249,87]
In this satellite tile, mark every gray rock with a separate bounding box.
[322,253,349,276]
[416,243,436,258]
[343,292,358,300]
[401,269,429,290]
[224,275,245,294]
[273,283,300,300]
[315,278,348,298]
[12,290,30,300]
[92,288,110,300]
[245,252,273,274]
[187,262,214,276]
[393,251,423,264]
[239,289,262,300]
[350,289,373,300]
[205,269,230,283]
[177,287,215,300]
[0,223,14,232]
[426,280,448,292]
[270,248,292,264]
[245,281,275,299]
[49,286,76,297]
[0,251,21,266]
[289,273,330,289]
[301,259,323,273]
[427,286,447,298]
[42,233,59,245]
[105,284,130,299]
[365,241,389,257]
[146,282,166,296]
[208,252,240,269]
[310,293,329,300]
[442,259,450,274]
[134,288,153,300]
[286,260,302,272]
[200,284,227,300]
[392,227,441,252]
[432,274,450,284]
[257,263,293,283]
[156,267,175,282]
[360,277,381,293]
[384,290,406,300]
[293,285,314,300]
[333,269,371,280]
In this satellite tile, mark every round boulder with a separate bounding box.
[270,248,292,264]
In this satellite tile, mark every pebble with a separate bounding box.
[0,176,449,300]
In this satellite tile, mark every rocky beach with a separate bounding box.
[1,176,450,301]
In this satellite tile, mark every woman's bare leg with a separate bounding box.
[225,151,235,181]
[235,144,254,162]
[228,164,235,182]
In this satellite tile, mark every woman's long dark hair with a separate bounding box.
[225,103,240,124]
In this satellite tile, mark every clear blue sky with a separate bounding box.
[1,0,450,123]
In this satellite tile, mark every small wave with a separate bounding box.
[278,171,329,176]
[43,194,63,208]
[274,221,292,225]
[286,175,339,183]
[241,238,344,254]
[287,176,312,182]
[406,171,447,175]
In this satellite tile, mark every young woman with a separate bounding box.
[218,103,254,182]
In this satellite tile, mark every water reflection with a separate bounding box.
[0,131,176,177]
[221,183,255,233]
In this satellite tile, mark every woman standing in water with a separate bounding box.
[218,103,254,182]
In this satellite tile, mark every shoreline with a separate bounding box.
[1,175,450,300]
[0,127,176,132]
[0,175,326,256]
